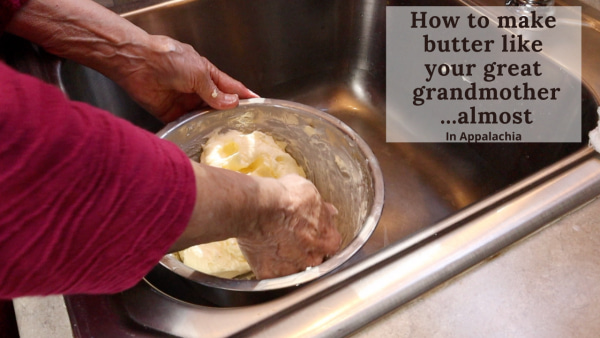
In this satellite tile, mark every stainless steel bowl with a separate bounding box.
[146,98,384,306]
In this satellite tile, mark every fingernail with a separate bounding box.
[222,93,239,105]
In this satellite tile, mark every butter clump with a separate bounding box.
[178,130,305,279]
[201,130,305,178]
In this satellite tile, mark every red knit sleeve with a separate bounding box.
[0,61,196,298]
[0,0,27,31]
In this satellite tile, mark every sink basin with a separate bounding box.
[14,0,600,336]
[59,0,597,253]
[59,0,597,255]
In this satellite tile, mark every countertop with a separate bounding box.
[353,196,600,338]
[14,194,600,337]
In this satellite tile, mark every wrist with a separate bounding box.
[237,176,287,239]
[171,161,283,251]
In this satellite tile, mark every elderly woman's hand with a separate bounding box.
[111,35,259,123]
[7,0,258,123]
[170,163,342,280]
[237,174,342,279]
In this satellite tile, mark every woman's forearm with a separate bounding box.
[6,0,157,80]
[167,160,271,252]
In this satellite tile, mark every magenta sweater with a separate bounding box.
[0,1,195,298]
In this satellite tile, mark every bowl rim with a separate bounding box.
[153,98,385,292]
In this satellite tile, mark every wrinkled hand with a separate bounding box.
[7,0,258,123]
[237,175,342,279]
[114,35,259,123]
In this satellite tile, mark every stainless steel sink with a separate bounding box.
[5,0,600,336]
[57,0,598,253]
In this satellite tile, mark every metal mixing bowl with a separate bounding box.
[146,98,384,306]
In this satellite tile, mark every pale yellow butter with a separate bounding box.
[201,130,305,178]
[179,130,305,279]
[179,238,250,279]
